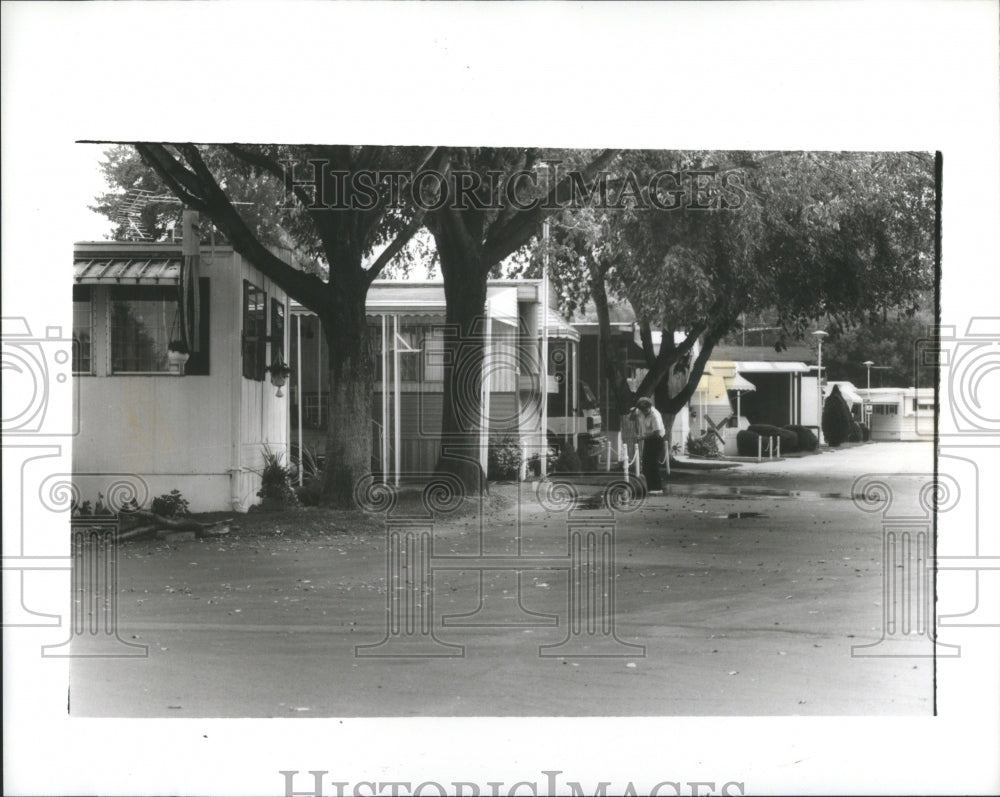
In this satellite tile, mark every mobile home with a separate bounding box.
[864,387,935,441]
[72,239,290,512]
[289,279,590,482]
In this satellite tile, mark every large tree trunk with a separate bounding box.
[590,266,636,416]
[320,288,375,507]
[653,375,677,456]
[436,240,490,496]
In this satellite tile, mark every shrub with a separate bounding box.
[737,430,772,457]
[257,446,299,507]
[822,385,854,447]
[295,476,324,507]
[526,454,540,477]
[290,443,322,483]
[488,433,522,481]
[526,446,558,478]
[151,489,190,517]
[576,437,601,471]
[847,421,863,443]
[784,424,819,452]
[686,432,720,458]
[748,424,798,453]
[553,444,582,475]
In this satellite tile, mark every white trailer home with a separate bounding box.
[72,239,290,512]
[864,386,936,441]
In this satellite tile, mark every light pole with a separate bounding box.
[540,219,549,478]
[698,366,713,433]
[813,330,828,444]
[862,359,874,429]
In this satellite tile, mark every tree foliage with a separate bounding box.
[821,308,933,387]
[523,150,935,424]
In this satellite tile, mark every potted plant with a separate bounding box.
[166,340,190,374]
[256,446,298,510]
[265,359,293,397]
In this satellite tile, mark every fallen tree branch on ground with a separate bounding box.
[116,511,233,541]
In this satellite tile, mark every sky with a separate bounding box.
[72,143,115,241]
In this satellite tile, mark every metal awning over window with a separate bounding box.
[74,256,182,285]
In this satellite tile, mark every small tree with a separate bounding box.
[822,385,854,447]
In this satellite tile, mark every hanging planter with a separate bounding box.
[167,340,190,374]
[266,359,293,397]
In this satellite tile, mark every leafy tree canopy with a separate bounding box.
[91,144,439,283]
[519,150,935,415]
[821,308,934,387]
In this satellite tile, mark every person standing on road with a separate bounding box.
[634,396,665,494]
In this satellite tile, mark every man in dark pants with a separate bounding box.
[635,396,666,494]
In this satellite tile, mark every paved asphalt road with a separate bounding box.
[71,442,938,717]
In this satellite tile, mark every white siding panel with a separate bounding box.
[75,315,231,485]
[489,322,518,393]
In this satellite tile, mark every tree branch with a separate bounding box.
[222,144,292,188]
[138,143,329,312]
[661,335,715,415]
[135,144,209,210]
[482,148,620,266]
[631,318,707,399]
[638,321,657,366]
[364,208,426,285]
[360,147,445,283]
[661,316,735,415]
[222,143,321,218]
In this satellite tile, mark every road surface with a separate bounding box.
[70,442,938,717]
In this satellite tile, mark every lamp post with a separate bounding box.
[862,359,874,428]
[813,330,828,444]
[698,367,713,433]
[863,360,874,394]
[540,220,549,478]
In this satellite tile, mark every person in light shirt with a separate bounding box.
[634,396,665,494]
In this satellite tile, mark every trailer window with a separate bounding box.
[242,280,267,381]
[73,285,93,374]
[109,285,180,373]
